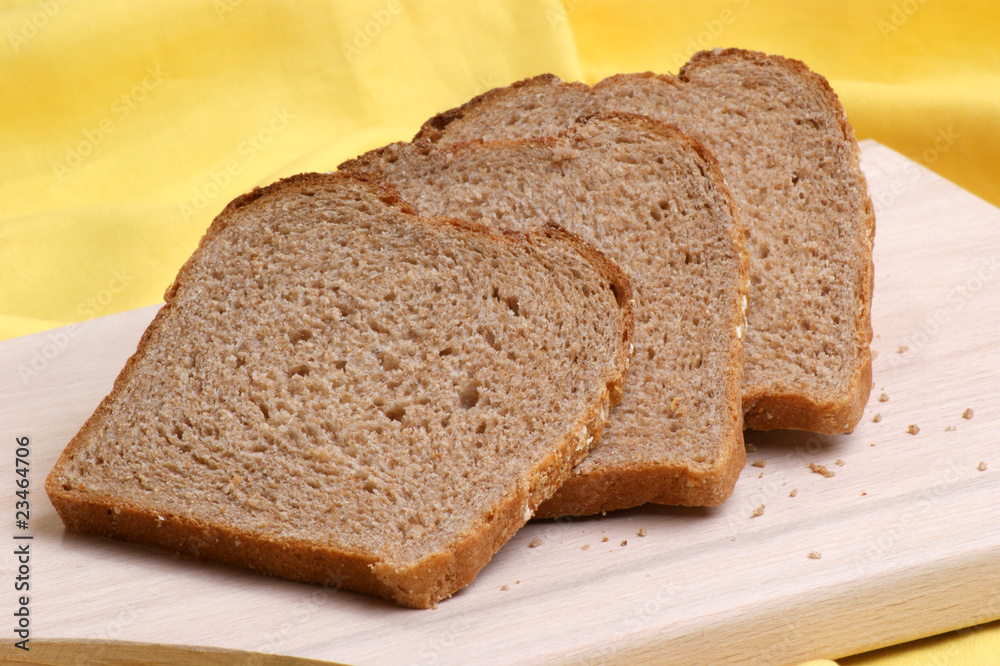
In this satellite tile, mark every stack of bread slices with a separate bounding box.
[46,48,874,608]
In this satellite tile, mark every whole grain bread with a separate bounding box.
[44,172,634,608]
[341,113,748,516]
[416,48,875,434]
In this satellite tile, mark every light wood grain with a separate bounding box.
[1,141,998,666]
[0,640,339,665]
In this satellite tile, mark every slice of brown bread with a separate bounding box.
[415,48,876,434]
[44,172,635,608]
[341,113,749,516]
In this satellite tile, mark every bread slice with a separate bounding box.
[341,113,748,516]
[44,172,635,608]
[415,48,875,434]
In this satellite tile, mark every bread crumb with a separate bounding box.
[979,462,988,472]
[500,585,509,591]
[637,527,647,537]
[745,442,757,453]
[907,424,920,435]
[945,426,957,432]
[751,458,766,468]
[601,536,609,542]
[897,345,908,353]
[581,544,590,551]
[620,540,627,547]
[835,459,845,467]
[872,413,881,423]
[757,472,763,479]
[528,537,543,548]
[808,551,822,560]
[879,393,889,402]
[809,463,836,478]
[861,491,867,496]
[789,489,798,497]
[963,408,974,419]
[751,504,765,517]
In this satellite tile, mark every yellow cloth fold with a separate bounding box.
[1,1,997,663]
[566,0,1000,213]
[0,0,582,340]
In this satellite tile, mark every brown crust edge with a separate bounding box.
[605,49,874,433]
[412,73,587,143]
[348,112,749,515]
[537,117,749,516]
[418,49,874,434]
[371,219,635,606]
[680,48,875,434]
[44,172,635,608]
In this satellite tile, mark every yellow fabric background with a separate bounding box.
[0,0,583,340]
[1,0,997,663]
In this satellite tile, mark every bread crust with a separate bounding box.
[413,48,874,435]
[346,113,749,516]
[536,117,748,515]
[413,74,590,143]
[45,172,635,608]
[681,48,875,434]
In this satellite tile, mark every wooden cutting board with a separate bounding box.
[2,141,998,666]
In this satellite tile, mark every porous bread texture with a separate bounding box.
[415,48,875,434]
[45,172,634,608]
[342,113,748,515]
